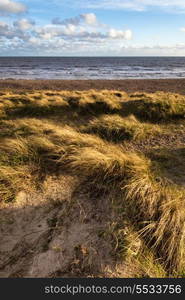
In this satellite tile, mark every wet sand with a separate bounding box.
[1,79,185,94]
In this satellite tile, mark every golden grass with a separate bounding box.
[124,163,185,273]
[83,114,162,142]
[64,144,185,273]
[127,92,185,121]
[0,89,185,277]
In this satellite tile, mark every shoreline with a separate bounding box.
[1,78,185,94]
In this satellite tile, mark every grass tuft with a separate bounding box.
[83,114,162,142]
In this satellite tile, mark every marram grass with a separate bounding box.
[0,89,185,277]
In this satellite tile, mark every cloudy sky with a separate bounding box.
[0,0,185,56]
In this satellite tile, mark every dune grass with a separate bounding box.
[126,92,185,121]
[82,114,162,142]
[63,144,185,273]
[0,89,185,277]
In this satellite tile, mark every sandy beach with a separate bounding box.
[1,78,185,94]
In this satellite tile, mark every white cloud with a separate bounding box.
[0,0,26,14]
[0,19,30,40]
[36,22,132,41]
[52,13,98,26]
[117,43,185,56]
[63,24,76,35]
[52,16,81,26]
[81,13,97,25]
[108,28,132,39]
[0,20,8,31]
[14,19,35,31]
[28,37,40,45]
[46,13,133,40]
[1,28,185,56]
[0,12,133,55]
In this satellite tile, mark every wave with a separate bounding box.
[1,57,185,79]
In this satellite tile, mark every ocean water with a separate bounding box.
[0,57,185,80]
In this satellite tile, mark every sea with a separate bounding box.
[1,56,185,80]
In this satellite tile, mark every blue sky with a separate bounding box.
[1,0,185,56]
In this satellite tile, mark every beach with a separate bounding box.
[1,78,185,94]
[1,0,185,284]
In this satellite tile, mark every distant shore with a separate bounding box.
[1,79,185,94]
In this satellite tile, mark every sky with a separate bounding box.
[1,0,185,56]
